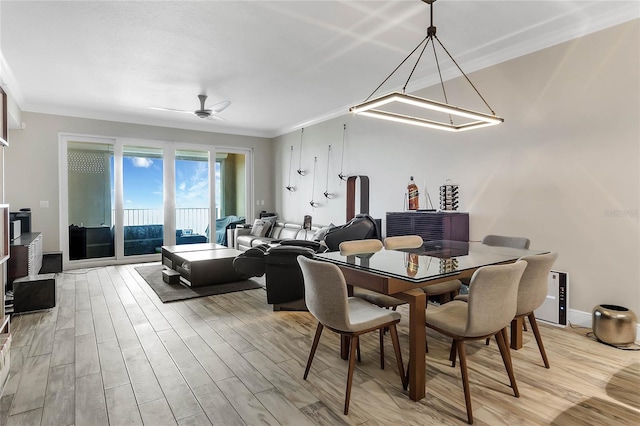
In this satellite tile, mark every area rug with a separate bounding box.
[134,264,263,303]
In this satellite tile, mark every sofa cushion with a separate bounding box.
[250,219,270,237]
[270,223,286,239]
[313,224,335,241]
[278,224,302,240]
[262,215,278,237]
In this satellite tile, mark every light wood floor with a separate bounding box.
[0,263,638,425]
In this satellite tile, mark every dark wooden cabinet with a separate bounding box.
[386,211,469,242]
[8,232,43,285]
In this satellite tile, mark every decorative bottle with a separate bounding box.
[407,176,419,210]
[406,253,419,277]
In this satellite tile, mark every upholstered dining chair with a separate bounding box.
[383,235,423,250]
[341,239,407,311]
[457,234,531,302]
[482,234,531,249]
[512,252,558,368]
[297,256,407,415]
[425,260,527,424]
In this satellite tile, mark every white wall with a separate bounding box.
[273,20,640,316]
[6,113,274,252]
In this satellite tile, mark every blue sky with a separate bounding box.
[111,156,213,209]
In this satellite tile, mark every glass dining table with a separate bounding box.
[314,240,547,402]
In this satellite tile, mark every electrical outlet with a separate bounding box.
[40,200,49,208]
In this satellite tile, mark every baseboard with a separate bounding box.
[568,308,640,344]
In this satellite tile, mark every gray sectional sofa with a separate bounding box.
[231,221,331,251]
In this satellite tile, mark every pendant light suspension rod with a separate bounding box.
[296,128,305,176]
[324,145,332,198]
[402,34,431,94]
[286,145,295,191]
[433,34,497,115]
[425,0,496,115]
[431,35,453,124]
[363,33,431,102]
[338,124,348,181]
[310,156,319,207]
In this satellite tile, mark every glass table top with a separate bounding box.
[314,240,546,284]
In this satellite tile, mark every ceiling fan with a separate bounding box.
[150,94,231,120]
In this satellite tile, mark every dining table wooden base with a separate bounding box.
[510,316,525,349]
[315,240,548,404]
[394,288,426,401]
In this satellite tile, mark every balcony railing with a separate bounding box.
[114,208,212,236]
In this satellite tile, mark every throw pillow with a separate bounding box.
[249,219,269,237]
[313,224,335,241]
[261,215,278,237]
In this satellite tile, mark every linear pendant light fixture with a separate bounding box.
[349,0,503,132]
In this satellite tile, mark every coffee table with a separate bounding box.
[173,248,246,287]
[161,243,226,270]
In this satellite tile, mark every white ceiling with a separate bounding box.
[1,1,638,138]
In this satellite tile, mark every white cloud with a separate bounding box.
[131,157,153,168]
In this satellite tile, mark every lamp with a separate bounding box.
[350,0,504,132]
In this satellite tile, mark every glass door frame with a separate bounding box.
[59,134,117,266]
[214,145,254,225]
[59,134,254,269]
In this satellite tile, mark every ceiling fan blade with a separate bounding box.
[206,114,227,122]
[149,106,194,114]
[206,100,231,113]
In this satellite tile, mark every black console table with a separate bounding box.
[386,211,469,242]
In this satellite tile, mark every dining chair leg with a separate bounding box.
[495,328,519,398]
[388,324,407,390]
[345,334,359,415]
[449,341,457,367]
[498,327,513,366]
[456,340,473,425]
[501,327,512,355]
[528,312,550,368]
[404,358,410,390]
[304,323,324,380]
[356,337,361,363]
[379,328,385,369]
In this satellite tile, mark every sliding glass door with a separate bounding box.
[175,149,210,245]
[213,150,248,246]
[66,140,115,260]
[60,135,253,266]
[122,145,164,256]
